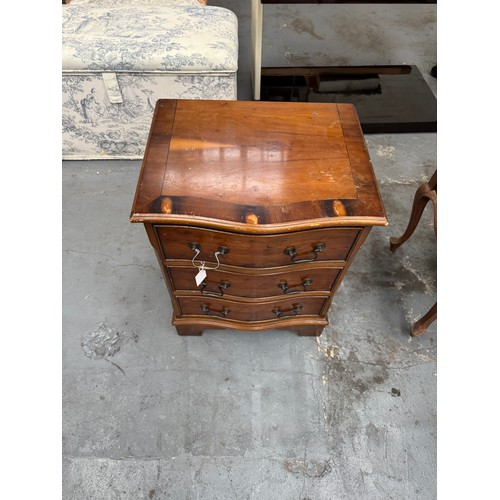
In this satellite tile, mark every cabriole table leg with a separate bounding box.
[390,170,437,251]
[390,170,437,336]
[411,302,437,337]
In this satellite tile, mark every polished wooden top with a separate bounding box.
[130,99,387,233]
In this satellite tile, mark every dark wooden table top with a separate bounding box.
[130,99,387,233]
[261,1,436,4]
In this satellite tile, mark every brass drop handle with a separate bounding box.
[216,245,230,256]
[278,277,313,294]
[284,243,326,264]
[200,280,231,297]
[189,242,230,270]
[201,304,230,318]
[272,304,303,318]
[189,242,201,252]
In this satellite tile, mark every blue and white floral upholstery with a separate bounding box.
[69,0,207,5]
[62,4,238,159]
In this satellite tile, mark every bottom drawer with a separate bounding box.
[177,296,328,322]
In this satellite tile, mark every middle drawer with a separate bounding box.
[168,265,342,299]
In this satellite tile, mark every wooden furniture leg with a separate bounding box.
[411,302,437,337]
[390,170,437,336]
[390,170,437,251]
[295,325,325,337]
[175,325,204,336]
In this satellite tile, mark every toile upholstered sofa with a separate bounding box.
[62,0,238,159]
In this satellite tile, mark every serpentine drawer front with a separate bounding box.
[130,99,388,336]
[177,296,329,322]
[155,225,362,267]
[168,265,342,299]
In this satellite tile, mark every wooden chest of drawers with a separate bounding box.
[130,99,387,336]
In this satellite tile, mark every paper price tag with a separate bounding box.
[195,267,207,287]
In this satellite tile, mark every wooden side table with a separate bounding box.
[390,170,436,336]
[130,99,387,336]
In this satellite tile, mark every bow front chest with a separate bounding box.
[130,99,387,336]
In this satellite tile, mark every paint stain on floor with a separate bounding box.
[81,321,137,360]
[283,459,332,478]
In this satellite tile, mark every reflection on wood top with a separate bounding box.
[130,99,387,233]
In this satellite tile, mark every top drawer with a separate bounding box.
[154,225,362,268]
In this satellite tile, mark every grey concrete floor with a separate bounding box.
[63,2,437,499]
